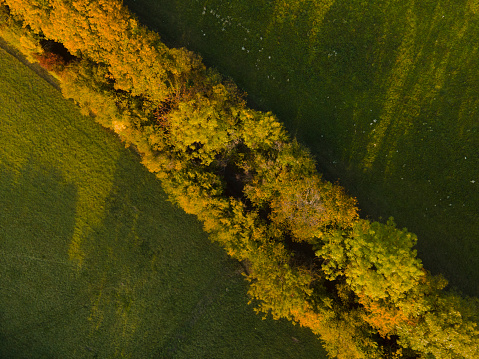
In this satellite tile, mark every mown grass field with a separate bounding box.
[123,0,479,297]
[0,46,329,358]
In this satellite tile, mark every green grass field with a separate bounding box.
[123,0,479,298]
[0,46,329,358]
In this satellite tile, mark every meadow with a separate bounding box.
[0,45,329,358]
[123,0,479,297]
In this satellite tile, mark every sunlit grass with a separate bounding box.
[124,0,479,297]
[0,46,328,358]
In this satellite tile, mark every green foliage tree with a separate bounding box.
[397,291,479,358]
[345,219,424,303]
[165,84,240,166]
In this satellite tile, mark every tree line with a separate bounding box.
[1,1,478,358]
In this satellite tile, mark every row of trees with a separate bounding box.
[1,1,478,358]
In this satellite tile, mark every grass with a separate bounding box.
[0,46,329,358]
[123,0,479,298]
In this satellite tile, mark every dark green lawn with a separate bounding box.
[123,0,479,298]
[0,46,328,358]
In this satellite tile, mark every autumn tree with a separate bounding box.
[2,1,478,358]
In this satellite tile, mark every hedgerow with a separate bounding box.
[1,1,478,358]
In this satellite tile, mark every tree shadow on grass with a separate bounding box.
[0,149,225,358]
[68,149,329,358]
[75,149,230,357]
[0,161,85,359]
[0,135,329,358]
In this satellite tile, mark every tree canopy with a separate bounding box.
[1,1,478,358]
